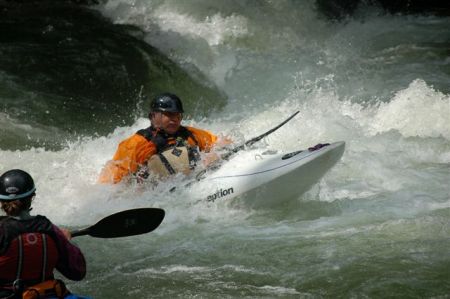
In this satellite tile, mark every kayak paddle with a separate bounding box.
[71,208,165,238]
[193,110,300,178]
[169,111,300,190]
[220,110,300,160]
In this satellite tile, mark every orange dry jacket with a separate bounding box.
[98,126,217,184]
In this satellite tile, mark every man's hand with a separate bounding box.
[60,228,72,240]
[202,152,220,167]
[215,135,233,148]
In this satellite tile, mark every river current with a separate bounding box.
[1,1,449,298]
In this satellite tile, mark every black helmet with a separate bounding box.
[0,169,36,201]
[150,93,184,113]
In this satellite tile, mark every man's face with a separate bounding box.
[151,111,182,134]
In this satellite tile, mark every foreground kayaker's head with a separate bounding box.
[0,169,36,216]
[149,93,184,135]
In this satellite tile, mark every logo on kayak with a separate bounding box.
[206,187,234,202]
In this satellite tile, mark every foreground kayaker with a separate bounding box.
[0,169,88,299]
[99,92,229,184]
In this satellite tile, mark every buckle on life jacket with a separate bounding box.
[171,147,183,157]
[20,279,69,299]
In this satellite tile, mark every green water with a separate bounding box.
[1,0,449,298]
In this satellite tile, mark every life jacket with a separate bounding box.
[0,216,60,293]
[136,126,201,179]
[0,279,70,299]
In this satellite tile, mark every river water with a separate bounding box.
[1,0,449,298]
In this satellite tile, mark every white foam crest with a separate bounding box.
[96,0,249,88]
[133,264,209,275]
[256,285,301,295]
[0,115,255,226]
[368,79,450,139]
[152,8,248,46]
[95,0,155,24]
[97,1,248,47]
[0,118,152,225]
[0,112,63,141]
[2,84,447,226]
[0,113,34,132]
[256,78,450,203]
[128,263,265,277]
[286,76,450,152]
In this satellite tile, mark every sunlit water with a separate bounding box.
[1,0,449,297]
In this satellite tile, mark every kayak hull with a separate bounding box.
[195,141,345,207]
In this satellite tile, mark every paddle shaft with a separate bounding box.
[71,227,91,238]
[220,111,300,161]
[168,111,300,190]
[190,110,300,181]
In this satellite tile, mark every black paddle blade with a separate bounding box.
[71,208,165,238]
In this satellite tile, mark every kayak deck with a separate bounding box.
[193,141,345,207]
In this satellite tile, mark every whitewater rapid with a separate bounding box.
[1,1,449,297]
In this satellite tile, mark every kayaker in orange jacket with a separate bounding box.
[99,93,228,184]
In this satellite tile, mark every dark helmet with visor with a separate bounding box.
[0,169,36,201]
[150,93,184,113]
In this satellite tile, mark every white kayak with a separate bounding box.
[191,141,345,207]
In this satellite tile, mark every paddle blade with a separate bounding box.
[72,208,165,238]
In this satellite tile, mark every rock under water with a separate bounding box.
[0,0,227,148]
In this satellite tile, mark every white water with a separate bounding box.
[1,0,449,297]
[1,80,447,226]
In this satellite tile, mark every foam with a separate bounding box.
[98,1,248,46]
[369,79,450,139]
[152,9,248,46]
